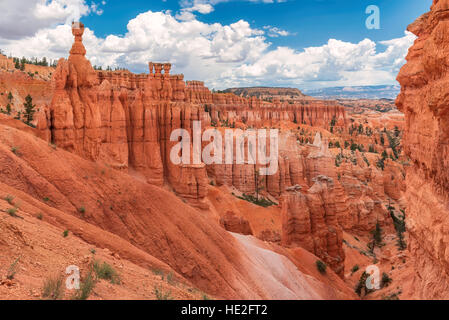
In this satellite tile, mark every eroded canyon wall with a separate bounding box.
[32,22,407,278]
[396,0,449,299]
[38,22,348,209]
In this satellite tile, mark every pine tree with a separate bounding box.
[23,94,35,125]
[372,222,383,247]
[254,168,265,201]
[6,92,13,115]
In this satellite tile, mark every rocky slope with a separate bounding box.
[0,114,358,299]
[396,0,449,299]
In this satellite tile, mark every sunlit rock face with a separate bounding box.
[396,0,449,299]
[41,22,348,209]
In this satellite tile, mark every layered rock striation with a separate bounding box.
[396,0,449,299]
[38,22,348,208]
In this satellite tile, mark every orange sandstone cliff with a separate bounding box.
[396,0,449,299]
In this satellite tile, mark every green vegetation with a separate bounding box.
[11,146,19,155]
[23,94,36,126]
[372,222,383,247]
[351,265,360,274]
[93,260,121,284]
[335,152,343,167]
[376,151,387,170]
[235,193,276,208]
[42,276,65,300]
[382,292,401,300]
[362,153,370,167]
[355,272,374,296]
[153,286,173,300]
[7,257,20,280]
[386,130,400,159]
[316,260,327,274]
[4,195,14,205]
[329,116,337,133]
[254,169,265,202]
[63,230,69,238]
[12,56,56,68]
[381,272,392,288]
[389,206,407,250]
[7,207,19,218]
[72,271,96,300]
[166,272,175,285]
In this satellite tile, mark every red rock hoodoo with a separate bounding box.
[38,22,349,210]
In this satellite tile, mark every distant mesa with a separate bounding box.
[223,87,313,102]
[304,85,401,100]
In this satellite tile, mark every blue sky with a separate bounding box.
[84,0,429,50]
[0,0,432,89]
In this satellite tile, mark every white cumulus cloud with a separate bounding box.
[0,0,105,40]
[0,7,416,90]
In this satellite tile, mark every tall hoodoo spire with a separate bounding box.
[70,21,86,56]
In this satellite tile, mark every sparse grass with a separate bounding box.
[4,195,14,205]
[93,260,120,284]
[151,268,177,285]
[151,268,165,278]
[316,260,327,274]
[90,248,96,255]
[11,146,19,155]
[7,207,19,217]
[7,257,20,280]
[72,271,96,300]
[42,276,65,300]
[166,272,175,285]
[63,230,69,238]
[153,286,173,300]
